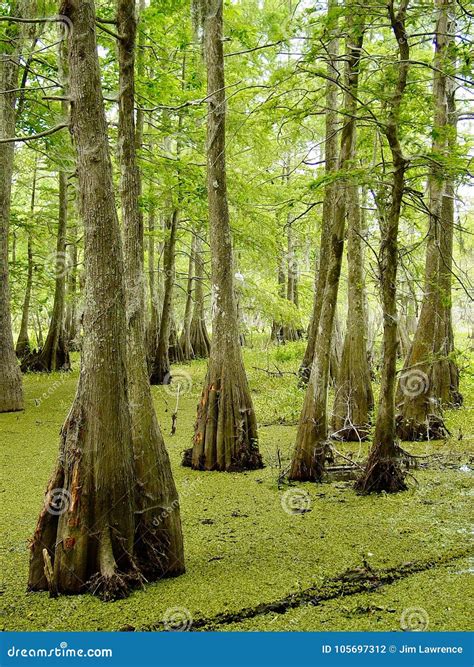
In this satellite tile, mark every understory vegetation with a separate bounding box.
[0,0,472,632]
[1,344,472,631]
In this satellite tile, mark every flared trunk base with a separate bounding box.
[395,413,449,441]
[355,447,408,494]
[288,441,332,482]
[21,335,70,373]
[188,362,263,472]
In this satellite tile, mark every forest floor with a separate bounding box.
[1,338,473,632]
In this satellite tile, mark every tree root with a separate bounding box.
[134,520,170,581]
[181,447,193,467]
[87,572,140,602]
[355,450,408,494]
[288,441,334,482]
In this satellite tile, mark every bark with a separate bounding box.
[117,0,184,580]
[395,0,458,441]
[22,170,70,372]
[299,0,339,382]
[0,0,27,411]
[332,80,374,441]
[22,37,70,372]
[16,157,37,358]
[271,251,287,343]
[150,54,186,382]
[16,226,34,358]
[180,233,195,360]
[34,309,44,349]
[145,197,160,364]
[329,308,343,385]
[356,0,410,494]
[185,0,262,472]
[189,232,210,357]
[28,0,183,600]
[169,313,185,364]
[149,209,178,384]
[281,164,302,342]
[65,216,79,350]
[290,6,362,481]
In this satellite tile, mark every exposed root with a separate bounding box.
[86,572,139,602]
[181,447,192,467]
[288,441,333,483]
[149,364,172,385]
[134,519,170,582]
[355,447,408,494]
[448,390,463,408]
[190,371,262,472]
[21,344,71,373]
[227,443,264,472]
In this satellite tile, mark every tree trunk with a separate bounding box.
[299,0,339,382]
[169,313,185,363]
[22,37,70,372]
[65,214,79,350]
[437,75,462,406]
[271,252,287,343]
[189,231,210,357]
[0,0,27,412]
[332,48,374,440]
[16,228,34,358]
[290,6,362,481]
[34,309,44,349]
[180,233,195,360]
[281,164,302,342]
[149,209,178,384]
[185,0,262,472]
[117,0,184,580]
[395,0,457,441]
[23,170,70,372]
[28,0,183,601]
[356,0,410,494]
[145,197,160,364]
